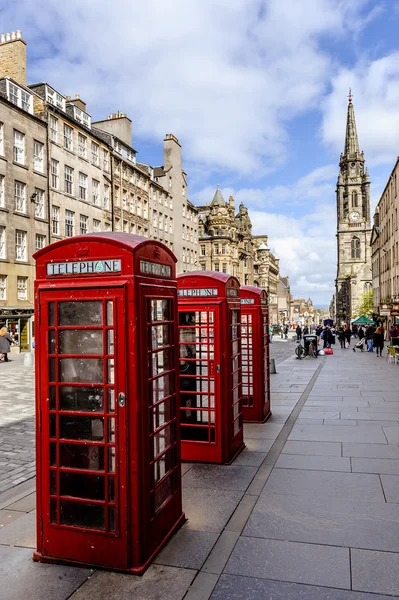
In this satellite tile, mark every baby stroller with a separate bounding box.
[353,338,365,352]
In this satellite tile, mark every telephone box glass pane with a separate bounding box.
[59,444,104,470]
[151,299,169,321]
[59,415,104,441]
[154,474,175,513]
[60,472,105,500]
[59,330,103,355]
[59,301,103,326]
[150,349,171,376]
[152,398,173,430]
[59,358,104,383]
[151,325,169,349]
[151,373,172,403]
[152,423,174,459]
[59,387,104,412]
[60,500,105,530]
[48,331,56,354]
[48,302,55,326]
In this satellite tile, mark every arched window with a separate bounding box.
[351,236,361,259]
[352,191,358,207]
[364,282,372,292]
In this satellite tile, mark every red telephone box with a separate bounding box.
[240,286,271,423]
[33,233,184,574]
[177,271,244,464]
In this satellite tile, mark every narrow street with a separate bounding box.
[2,348,399,598]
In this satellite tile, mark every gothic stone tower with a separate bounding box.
[335,92,372,321]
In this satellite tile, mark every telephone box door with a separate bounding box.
[37,287,129,569]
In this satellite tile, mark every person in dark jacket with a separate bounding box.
[338,327,346,349]
[365,325,374,352]
[296,326,302,341]
[373,326,385,357]
[303,325,309,335]
[358,326,365,341]
[0,326,13,362]
[344,325,352,347]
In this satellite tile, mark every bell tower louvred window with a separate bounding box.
[351,236,361,259]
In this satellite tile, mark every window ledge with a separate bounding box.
[13,161,28,170]
[78,155,89,163]
[13,211,30,219]
[34,217,48,223]
[33,169,46,178]
[0,207,9,213]
[0,154,7,162]
[0,257,9,263]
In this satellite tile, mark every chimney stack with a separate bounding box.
[0,30,26,85]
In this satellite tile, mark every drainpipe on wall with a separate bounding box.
[46,109,51,244]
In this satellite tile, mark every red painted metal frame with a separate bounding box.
[240,286,271,423]
[33,233,184,574]
[177,271,245,464]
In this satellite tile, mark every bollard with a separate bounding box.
[23,352,33,367]
[270,358,277,374]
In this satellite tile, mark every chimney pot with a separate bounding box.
[11,32,16,40]
[5,33,11,41]
[0,35,5,43]
[75,93,80,99]
[16,30,21,39]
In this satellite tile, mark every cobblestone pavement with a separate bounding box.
[270,335,297,364]
[0,355,35,494]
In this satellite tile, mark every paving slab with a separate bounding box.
[289,424,387,444]
[69,565,196,600]
[243,423,284,439]
[243,438,274,452]
[224,536,350,589]
[243,492,399,552]
[231,450,266,467]
[380,475,399,503]
[352,458,399,475]
[342,410,399,422]
[5,491,36,512]
[0,545,92,600]
[155,528,218,570]
[183,488,243,533]
[211,573,399,599]
[295,418,324,424]
[305,400,371,407]
[343,443,399,459]
[182,464,257,492]
[383,427,399,444]
[275,454,351,472]
[0,509,25,528]
[281,440,342,456]
[262,468,386,502]
[352,548,399,596]
[0,509,36,547]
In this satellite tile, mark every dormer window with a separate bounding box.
[6,81,33,114]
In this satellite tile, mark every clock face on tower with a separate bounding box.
[349,211,360,222]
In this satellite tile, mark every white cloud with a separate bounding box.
[2,0,378,175]
[322,54,399,167]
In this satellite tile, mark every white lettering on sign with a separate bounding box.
[227,288,239,297]
[47,259,122,276]
[241,298,255,304]
[178,288,218,297]
[140,260,172,277]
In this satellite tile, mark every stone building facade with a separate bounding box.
[371,157,399,328]
[290,298,315,326]
[335,92,372,321]
[197,187,280,321]
[277,275,292,323]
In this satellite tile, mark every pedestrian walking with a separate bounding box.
[373,326,385,357]
[358,326,365,341]
[303,325,309,335]
[365,325,374,352]
[0,326,13,362]
[338,327,346,349]
[344,325,352,348]
[389,324,398,344]
[269,324,273,344]
[296,325,302,341]
[284,324,288,339]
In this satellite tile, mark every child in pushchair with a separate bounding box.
[353,338,365,352]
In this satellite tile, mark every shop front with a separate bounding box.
[0,307,34,352]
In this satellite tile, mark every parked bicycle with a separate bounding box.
[295,337,317,359]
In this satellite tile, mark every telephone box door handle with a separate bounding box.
[216,365,221,373]
[118,392,126,407]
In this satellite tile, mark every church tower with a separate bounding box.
[335,91,372,321]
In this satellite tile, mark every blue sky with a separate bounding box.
[2,0,399,306]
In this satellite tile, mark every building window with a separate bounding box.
[51,159,59,189]
[152,211,157,228]
[63,124,73,151]
[0,122,3,154]
[65,210,75,237]
[222,244,227,255]
[201,263,206,270]
[115,217,120,231]
[104,222,111,232]
[159,214,163,230]
[114,187,120,206]
[170,219,173,234]
[352,191,358,208]
[52,206,60,235]
[130,223,135,234]
[214,244,219,255]
[64,166,74,195]
[0,175,4,208]
[17,276,28,300]
[34,189,45,219]
[123,220,128,232]
[13,130,25,164]
[213,263,220,271]
[15,230,27,261]
[91,142,99,166]
[351,236,361,259]
[0,225,5,259]
[93,219,101,233]
[33,141,44,172]
[104,184,110,210]
[9,82,19,105]
[222,263,227,273]
[200,245,206,256]
[92,179,100,205]
[78,134,87,158]
[244,259,248,268]
[79,173,87,200]
[137,199,141,217]
[0,275,6,300]
[50,115,58,143]
[80,214,88,235]
[122,189,127,209]
[14,181,26,213]
[103,149,109,171]
[129,194,135,213]
[35,234,46,250]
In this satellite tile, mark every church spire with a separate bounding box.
[344,89,360,156]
